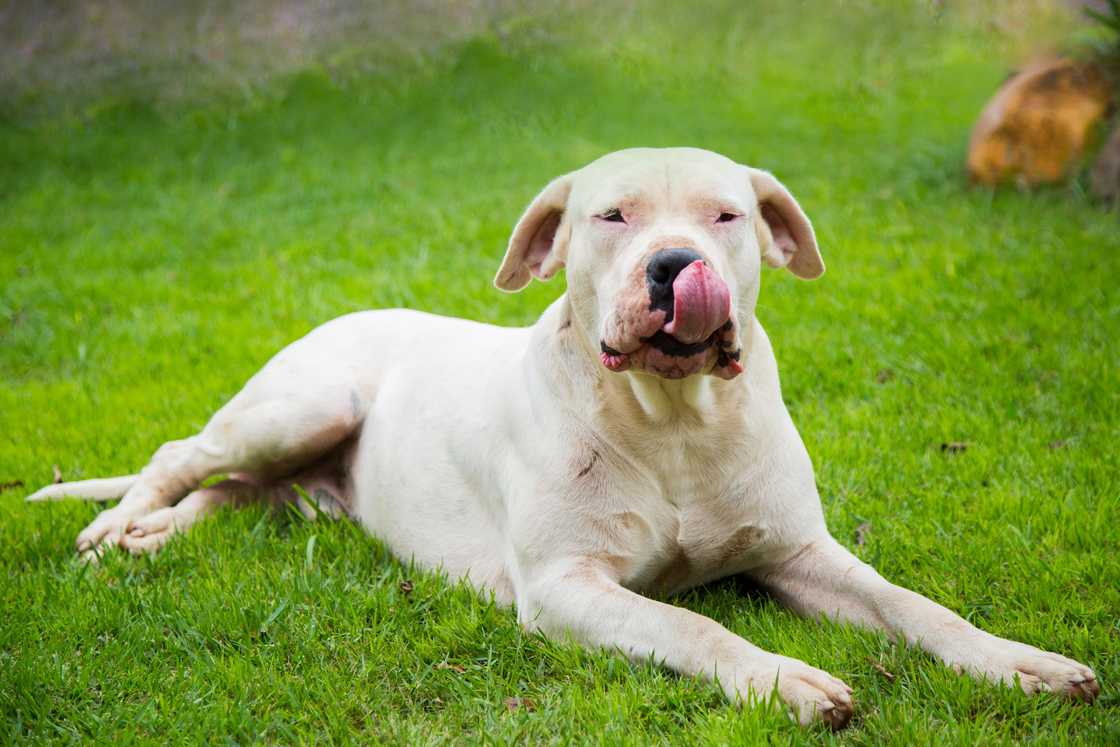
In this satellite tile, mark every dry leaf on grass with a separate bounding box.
[868,658,896,682]
[0,479,25,492]
[504,696,536,712]
[436,662,466,674]
[855,521,871,546]
[940,441,968,454]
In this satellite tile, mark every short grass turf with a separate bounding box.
[2,3,1118,744]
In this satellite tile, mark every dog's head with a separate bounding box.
[495,148,823,380]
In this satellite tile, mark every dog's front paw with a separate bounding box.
[733,656,853,730]
[777,659,854,729]
[974,638,1099,702]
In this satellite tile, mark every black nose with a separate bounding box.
[647,248,703,289]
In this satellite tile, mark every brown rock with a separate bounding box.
[968,58,1113,186]
[1091,124,1120,206]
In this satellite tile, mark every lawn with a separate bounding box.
[1,2,1118,743]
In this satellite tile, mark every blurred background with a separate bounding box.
[0,1,1099,111]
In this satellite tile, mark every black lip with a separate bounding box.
[600,341,624,356]
[641,330,715,357]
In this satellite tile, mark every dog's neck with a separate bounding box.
[531,295,754,427]
[615,370,724,422]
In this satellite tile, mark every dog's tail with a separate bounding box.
[25,474,139,502]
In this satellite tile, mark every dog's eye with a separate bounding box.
[599,208,626,223]
[716,212,739,223]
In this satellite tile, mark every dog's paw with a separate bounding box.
[776,659,854,729]
[733,656,853,730]
[75,505,140,561]
[118,506,182,555]
[975,639,1099,702]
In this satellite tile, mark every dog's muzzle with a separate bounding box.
[600,249,743,380]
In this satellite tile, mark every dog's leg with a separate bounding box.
[74,389,362,559]
[520,558,854,729]
[115,478,262,555]
[114,460,350,555]
[757,536,1100,701]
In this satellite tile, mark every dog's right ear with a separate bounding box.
[494,174,574,292]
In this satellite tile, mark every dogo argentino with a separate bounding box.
[29,147,1098,729]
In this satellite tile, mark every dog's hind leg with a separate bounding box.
[72,385,364,560]
[118,457,352,555]
[35,316,377,559]
[116,478,261,555]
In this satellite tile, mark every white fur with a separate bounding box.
[29,148,1098,728]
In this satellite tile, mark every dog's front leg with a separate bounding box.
[758,536,1099,701]
[518,557,853,728]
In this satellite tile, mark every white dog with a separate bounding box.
[30,148,1098,728]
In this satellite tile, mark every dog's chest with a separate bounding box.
[611,446,776,595]
[635,508,770,595]
[586,388,794,593]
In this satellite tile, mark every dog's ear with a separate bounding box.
[494,174,574,292]
[748,168,825,280]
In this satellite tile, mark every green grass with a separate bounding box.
[2,2,1118,743]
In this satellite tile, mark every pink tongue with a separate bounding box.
[662,261,731,343]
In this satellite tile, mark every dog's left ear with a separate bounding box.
[494,173,575,292]
[749,168,825,280]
